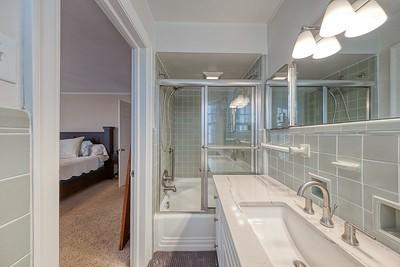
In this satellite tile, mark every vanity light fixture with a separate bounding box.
[320,0,355,37]
[203,71,223,80]
[293,27,342,60]
[291,0,387,59]
[292,26,320,59]
[313,36,342,59]
[345,0,387,38]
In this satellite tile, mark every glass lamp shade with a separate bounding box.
[292,30,317,59]
[313,36,342,59]
[345,0,387,38]
[320,0,355,37]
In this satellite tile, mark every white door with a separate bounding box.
[118,99,131,187]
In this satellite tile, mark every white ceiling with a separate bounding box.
[61,0,131,93]
[158,52,261,79]
[147,0,284,23]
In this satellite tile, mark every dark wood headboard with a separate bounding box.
[60,126,115,162]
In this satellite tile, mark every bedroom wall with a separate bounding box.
[60,94,131,153]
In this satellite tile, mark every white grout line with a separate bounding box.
[0,173,30,183]
[0,213,30,230]
[9,253,31,267]
[0,133,30,136]
[0,127,30,131]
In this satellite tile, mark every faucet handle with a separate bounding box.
[330,204,338,219]
[341,221,376,246]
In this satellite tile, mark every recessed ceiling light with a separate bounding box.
[272,76,287,81]
[203,72,223,80]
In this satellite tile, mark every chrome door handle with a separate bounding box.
[117,148,126,152]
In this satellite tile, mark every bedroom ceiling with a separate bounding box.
[147,0,284,23]
[61,0,131,93]
[158,52,261,79]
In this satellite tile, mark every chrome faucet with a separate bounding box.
[297,181,337,228]
[162,178,176,193]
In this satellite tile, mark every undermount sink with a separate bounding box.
[239,202,363,267]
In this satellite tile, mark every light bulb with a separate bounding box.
[320,0,355,37]
[292,30,317,59]
[345,0,387,38]
[313,36,342,59]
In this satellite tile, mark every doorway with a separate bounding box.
[118,99,132,187]
[58,0,132,265]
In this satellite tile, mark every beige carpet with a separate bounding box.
[60,179,130,267]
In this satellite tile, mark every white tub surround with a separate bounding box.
[154,213,215,251]
[214,175,400,267]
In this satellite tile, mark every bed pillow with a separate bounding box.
[90,144,109,157]
[80,140,93,156]
[60,137,84,159]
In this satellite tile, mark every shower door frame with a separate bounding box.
[266,79,375,129]
[158,79,263,212]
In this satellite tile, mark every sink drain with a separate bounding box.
[293,260,307,267]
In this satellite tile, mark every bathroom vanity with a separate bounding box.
[214,175,400,267]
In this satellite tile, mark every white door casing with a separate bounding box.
[118,99,131,187]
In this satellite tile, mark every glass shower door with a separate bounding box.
[202,86,257,209]
[159,86,203,212]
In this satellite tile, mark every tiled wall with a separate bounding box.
[174,89,202,178]
[297,87,323,126]
[0,108,31,267]
[266,119,400,243]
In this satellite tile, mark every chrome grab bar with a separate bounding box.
[202,145,258,150]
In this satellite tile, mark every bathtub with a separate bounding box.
[160,178,216,211]
[155,178,216,251]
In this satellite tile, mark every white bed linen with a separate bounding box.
[59,155,108,181]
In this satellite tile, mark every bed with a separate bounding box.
[59,127,115,200]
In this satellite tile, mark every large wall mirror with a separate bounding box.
[268,0,400,129]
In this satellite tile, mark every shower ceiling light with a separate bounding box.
[272,76,287,80]
[292,30,317,59]
[312,36,342,59]
[320,0,355,37]
[203,71,223,80]
[345,0,387,38]
[230,95,250,109]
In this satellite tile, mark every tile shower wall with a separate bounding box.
[325,56,377,123]
[174,89,201,178]
[266,119,400,241]
[0,108,31,267]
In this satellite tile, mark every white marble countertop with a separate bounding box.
[213,174,400,267]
